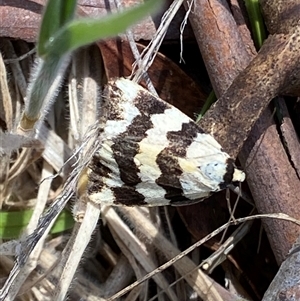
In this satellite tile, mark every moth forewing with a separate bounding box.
[84,78,245,206]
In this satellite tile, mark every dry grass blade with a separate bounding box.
[201,220,253,273]
[1,39,28,98]
[104,207,180,301]
[106,213,300,301]
[0,51,13,130]
[52,202,100,301]
[131,0,185,83]
[107,206,224,301]
[1,161,54,300]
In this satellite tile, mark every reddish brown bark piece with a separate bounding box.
[99,38,207,119]
[0,0,43,42]
[184,0,254,97]
[0,0,193,42]
[239,108,300,263]
[0,0,154,42]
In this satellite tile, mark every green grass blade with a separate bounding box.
[24,54,69,120]
[38,0,77,56]
[0,209,74,239]
[245,0,267,49]
[43,0,162,58]
[49,210,75,234]
[196,90,217,122]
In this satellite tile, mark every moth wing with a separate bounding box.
[87,78,245,207]
[88,137,187,206]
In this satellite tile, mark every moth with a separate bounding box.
[80,78,245,206]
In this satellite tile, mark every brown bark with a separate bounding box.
[197,12,300,157]
[239,108,300,263]
[183,0,254,97]
[262,235,300,301]
[184,0,300,263]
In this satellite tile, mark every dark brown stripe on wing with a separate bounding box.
[155,122,200,183]
[155,121,206,202]
[156,151,183,188]
[155,160,192,204]
[134,91,168,115]
[111,114,151,185]
[103,85,124,121]
[166,121,203,157]
[87,156,112,194]
[112,186,147,206]
[111,92,168,185]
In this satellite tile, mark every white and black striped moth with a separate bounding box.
[83,78,245,206]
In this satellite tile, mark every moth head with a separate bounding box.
[201,159,245,190]
[201,161,230,184]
